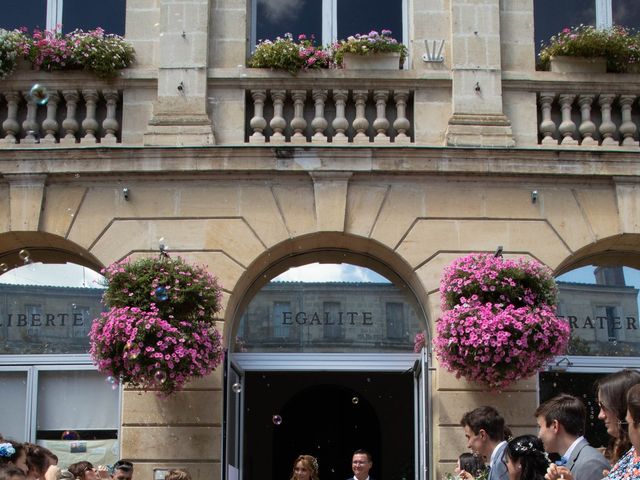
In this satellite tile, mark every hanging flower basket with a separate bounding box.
[433,253,570,390]
[89,255,224,395]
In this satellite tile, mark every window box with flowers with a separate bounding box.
[0,27,134,78]
[89,255,224,396]
[333,30,407,70]
[248,33,332,75]
[539,25,640,74]
[431,253,570,391]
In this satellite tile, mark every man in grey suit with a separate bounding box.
[536,394,609,480]
[460,406,508,480]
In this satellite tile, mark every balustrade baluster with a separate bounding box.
[393,90,411,144]
[578,94,597,146]
[81,90,99,144]
[599,94,617,146]
[538,92,557,145]
[249,90,267,143]
[352,90,370,144]
[372,90,390,143]
[619,95,638,147]
[558,94,577,145]
[61,90,80,144]
[21,92,39,144]
[41,92,60,144]
[2,92,21,144]
[290,90,307,144]
[269,90,286,143]
[311,89,328,143]
[102,90,120,144]
[331,90,349,144]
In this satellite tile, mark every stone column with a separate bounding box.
[445,0,515,147]
[143,0,214,145]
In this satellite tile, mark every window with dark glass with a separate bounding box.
[1,0,125,35]
[273,301,292,339]
[323,301,343,340]
[386,302,405,339]
[253,0,405,50]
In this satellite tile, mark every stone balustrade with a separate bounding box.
[246,88,414,144]
[536,91,640,148]
[0,87,123,146]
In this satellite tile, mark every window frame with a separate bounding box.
[250,0,408,51]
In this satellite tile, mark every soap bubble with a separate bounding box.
[352,397,359,405]
[155,286,168,301]
[272,415,282,425]
[61,430,79,440]
[154,370,168,384]
[232,383,242,393]
[29,84,49,106]
[0,263,7,273]
[106,376,117,385]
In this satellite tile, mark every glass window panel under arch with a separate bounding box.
[234,263,426,353]
[556,265,640,356]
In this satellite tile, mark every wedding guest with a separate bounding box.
[506,435,548,480]
[455,452,487,480]
[164,470,190,480]
[595,369,640,464]
[0,465,26,480]
[68,462,97,480]
[0,441,27,475]
[547,382,640,480]
[290,455,319,480]
[348,450,372,480]
[535,394,609,480]
[461,406,508,480]
[24,444,51,480]
[110,461,133,480]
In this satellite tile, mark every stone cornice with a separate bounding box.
[0,145,637,180]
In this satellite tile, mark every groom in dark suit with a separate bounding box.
[348,449,374,480]
[536,394,609,480]
[460,406,508,480]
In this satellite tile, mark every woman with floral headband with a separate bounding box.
[0,441,27,475]
[290,455,319,480]
[505,435,548,480]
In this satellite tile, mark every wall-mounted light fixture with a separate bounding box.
[531,190,539,203]
[122,187,130,201]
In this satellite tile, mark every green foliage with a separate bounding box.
[332,29,407,67]
[539,25,640,73]
[0,29,27,79]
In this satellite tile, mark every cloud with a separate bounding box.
[257,0,304,23]
[273,263,389,283]
[0,263,105,288]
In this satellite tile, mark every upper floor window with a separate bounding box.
[252,0,405,48]
[534,0,640,54]
[2,0,126,35]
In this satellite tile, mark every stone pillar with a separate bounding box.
[143,0,214,146]
[445,0,515,147]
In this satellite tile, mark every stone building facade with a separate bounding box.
[1,0,640,479]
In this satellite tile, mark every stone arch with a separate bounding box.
[0,231,103,272]
[222,231,432,346]
[554,233,640,275]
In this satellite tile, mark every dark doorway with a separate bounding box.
[243,371,415,480]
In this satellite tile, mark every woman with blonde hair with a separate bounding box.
[290,455,319,480]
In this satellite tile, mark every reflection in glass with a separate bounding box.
[613,0,640,31]
[534,0,596,55]
[62,0,126,35]
[337,0,403,42]
[235,264,425,353]
[0,263,105,355]
[255,0,322,46]
[1,0,47,31]
[556,265,640,356]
